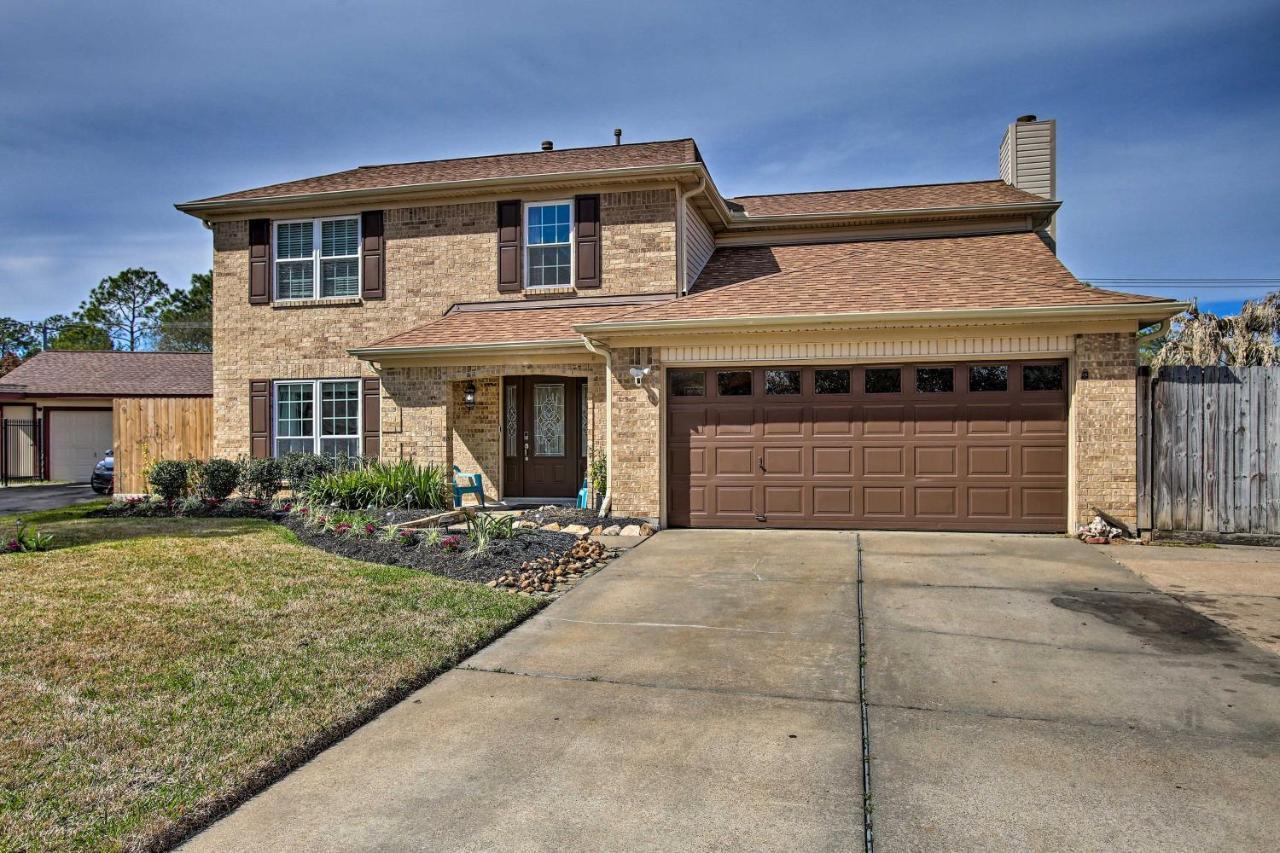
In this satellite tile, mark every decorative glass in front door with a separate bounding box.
[533,383,565,456]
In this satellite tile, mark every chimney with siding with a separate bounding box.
[1000,114,1056,237]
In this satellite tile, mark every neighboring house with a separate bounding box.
[0,351,212,482]
[176,116,1183,532]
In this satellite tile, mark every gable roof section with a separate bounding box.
[186,139,701,205]
[0,351,212,397]
[354,302,652,354]
[727,180,1045,216]
[595,233,1176,326]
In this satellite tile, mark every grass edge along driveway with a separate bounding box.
[0,502,540,851]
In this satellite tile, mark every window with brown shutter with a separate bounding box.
[497,200,521,292]
[361,376,381,458]
[361,210,385,300]
[249,380,270,457]
[248,219,271,304]
[574,194,601,289]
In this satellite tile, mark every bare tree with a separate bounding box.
[1152,291,1280,368]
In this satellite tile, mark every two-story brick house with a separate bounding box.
[177,117,1183,532]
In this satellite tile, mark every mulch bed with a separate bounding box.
[280,515,580,585]
[89,499,636,589]
[518,505,650,529]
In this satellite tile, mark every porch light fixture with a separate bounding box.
[463,381,477,410]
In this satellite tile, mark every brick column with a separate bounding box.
[609,346,662,521]
[1073,332,1138,529]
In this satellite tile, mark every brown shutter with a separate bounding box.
[249,380,271,458]
[497,200,521,292]
[249,219,271,304]
[361,376,381,458]
[574,194,601,289]
[361,210,385,300]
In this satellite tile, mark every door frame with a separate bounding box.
[501,376,586,500]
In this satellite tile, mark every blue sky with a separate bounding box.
[2,0,1277,319]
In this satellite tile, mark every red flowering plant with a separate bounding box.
[439,534,463,552]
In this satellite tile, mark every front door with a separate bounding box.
[502,376,584,499]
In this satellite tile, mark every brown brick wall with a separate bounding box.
[1074,332,1139,529]
[211,190,674,461]
[608,347,663,519]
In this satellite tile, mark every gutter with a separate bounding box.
[581,338,613,518]
[573,301,1192,336]
[349,338,587,360]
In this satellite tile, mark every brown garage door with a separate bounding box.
[667,361,1068,532]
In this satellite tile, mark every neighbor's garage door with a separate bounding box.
[48,409,113,483]
[667,361,1068,532]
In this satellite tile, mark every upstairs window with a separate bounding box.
[525,201,573,288]
[274,217,360,300]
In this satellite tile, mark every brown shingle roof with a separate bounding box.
[187,139,701,204]
[0,351,212,397]
[601,233,1175,325]
[359,303,649,352]
[729,180,1046,216]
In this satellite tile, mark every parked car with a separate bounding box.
[91,451,114,494]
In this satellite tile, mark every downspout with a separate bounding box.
[1137,317,1172,347]
[582,336,613,518]
[677,176,706,295]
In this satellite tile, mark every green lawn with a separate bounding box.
[0,503,539,851]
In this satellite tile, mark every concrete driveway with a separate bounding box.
[184,529,1280,852]
[0,483,98,514]
[184,530,865,852]
[862,532,1280,852]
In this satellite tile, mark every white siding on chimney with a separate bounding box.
[999,118,1056,200]
[684,200,715,289]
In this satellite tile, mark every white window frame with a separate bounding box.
[523,200,574,290]
[271,379,362,458]
[273,215,362,301]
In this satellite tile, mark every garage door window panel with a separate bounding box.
[1023,364,1064,392]
[670,370,706,397]
[815,369,850,395]
[916,367,954,393]
[969,364,1008,392]
[865,367,901,394]
[716,370,752,397]
[764,369,801,396]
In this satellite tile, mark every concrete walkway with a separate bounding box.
[0,483,97,514]
[861,532,1280,852]
[184,530,864,852]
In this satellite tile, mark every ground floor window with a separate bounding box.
[273,379,360,458]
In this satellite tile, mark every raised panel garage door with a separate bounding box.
[666,361,1068,532]
[49,409,113,483]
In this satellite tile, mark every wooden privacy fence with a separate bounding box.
[1138,365,1280,542]
[113,397,213,495]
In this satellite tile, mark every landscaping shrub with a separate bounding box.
[305,460,448,510]
[465,513,524,554]
[280,452,335,492]
[193,458,239,501]
[4,518,54,553]
[239,457,283,501]
[589,454,607,498]
[148,460,191,503]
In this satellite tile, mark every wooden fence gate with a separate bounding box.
[1138,365,1280,542]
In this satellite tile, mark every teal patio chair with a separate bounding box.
[452,465,485,508]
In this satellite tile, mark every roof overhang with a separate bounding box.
[574,301,1191,337]
[177,163,709,219]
